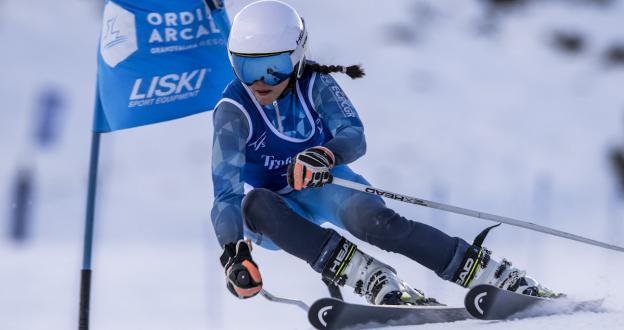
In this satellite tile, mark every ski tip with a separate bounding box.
[308,298,344,330]
[464,284,606,321]
[464,285,495,320]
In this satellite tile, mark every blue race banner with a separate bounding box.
[93,0,233,132]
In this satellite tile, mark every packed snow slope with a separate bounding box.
[1,0,624,329]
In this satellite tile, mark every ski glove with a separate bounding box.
[287,146,336,190]
[220,239,263,299]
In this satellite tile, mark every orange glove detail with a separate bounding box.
[287,146,336,190]
[220,240,263,299]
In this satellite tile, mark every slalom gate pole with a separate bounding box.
[79,132,102,330]
[330,177,624,253]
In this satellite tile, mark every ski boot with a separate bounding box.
[452,225,562,298]
[321,238,439,305]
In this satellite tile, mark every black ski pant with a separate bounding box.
[241,165,470,280]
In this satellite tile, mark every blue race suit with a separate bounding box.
[210,67,470,280]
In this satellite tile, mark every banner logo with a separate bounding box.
[100,1,137,68]
[145,6,224,54]
[128,68,208,108]
[94,0,233,132]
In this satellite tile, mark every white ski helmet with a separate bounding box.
[228,0,308,85]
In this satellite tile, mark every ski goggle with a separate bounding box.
[230,52,295,86]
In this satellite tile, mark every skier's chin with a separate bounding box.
[253,91,277,106]
[250,79,290,106]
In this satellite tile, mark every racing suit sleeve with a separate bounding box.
[311,73,367,165]
[210,101,250,247]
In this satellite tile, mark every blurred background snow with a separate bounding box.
[1,0,624,329]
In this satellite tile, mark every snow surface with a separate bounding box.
[1,0,624,329]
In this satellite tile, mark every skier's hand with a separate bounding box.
[287,146,335,190]
[220,239,263,299]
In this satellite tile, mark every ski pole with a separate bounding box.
[260,289,309,311]
[330,177,624,253]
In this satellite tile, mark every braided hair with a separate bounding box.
[304,62,365,79]
[279,62,365,99]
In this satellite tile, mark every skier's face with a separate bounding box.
[250,78,290,106]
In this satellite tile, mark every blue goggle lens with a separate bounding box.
[230,52,294,86]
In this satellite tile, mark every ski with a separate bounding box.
[464,284,604,320]
[308,297,472,330]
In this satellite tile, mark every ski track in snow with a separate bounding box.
[1,0,624,329]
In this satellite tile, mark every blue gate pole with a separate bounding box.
[79,131,102,330]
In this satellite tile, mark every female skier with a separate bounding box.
[212,0,556,305]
